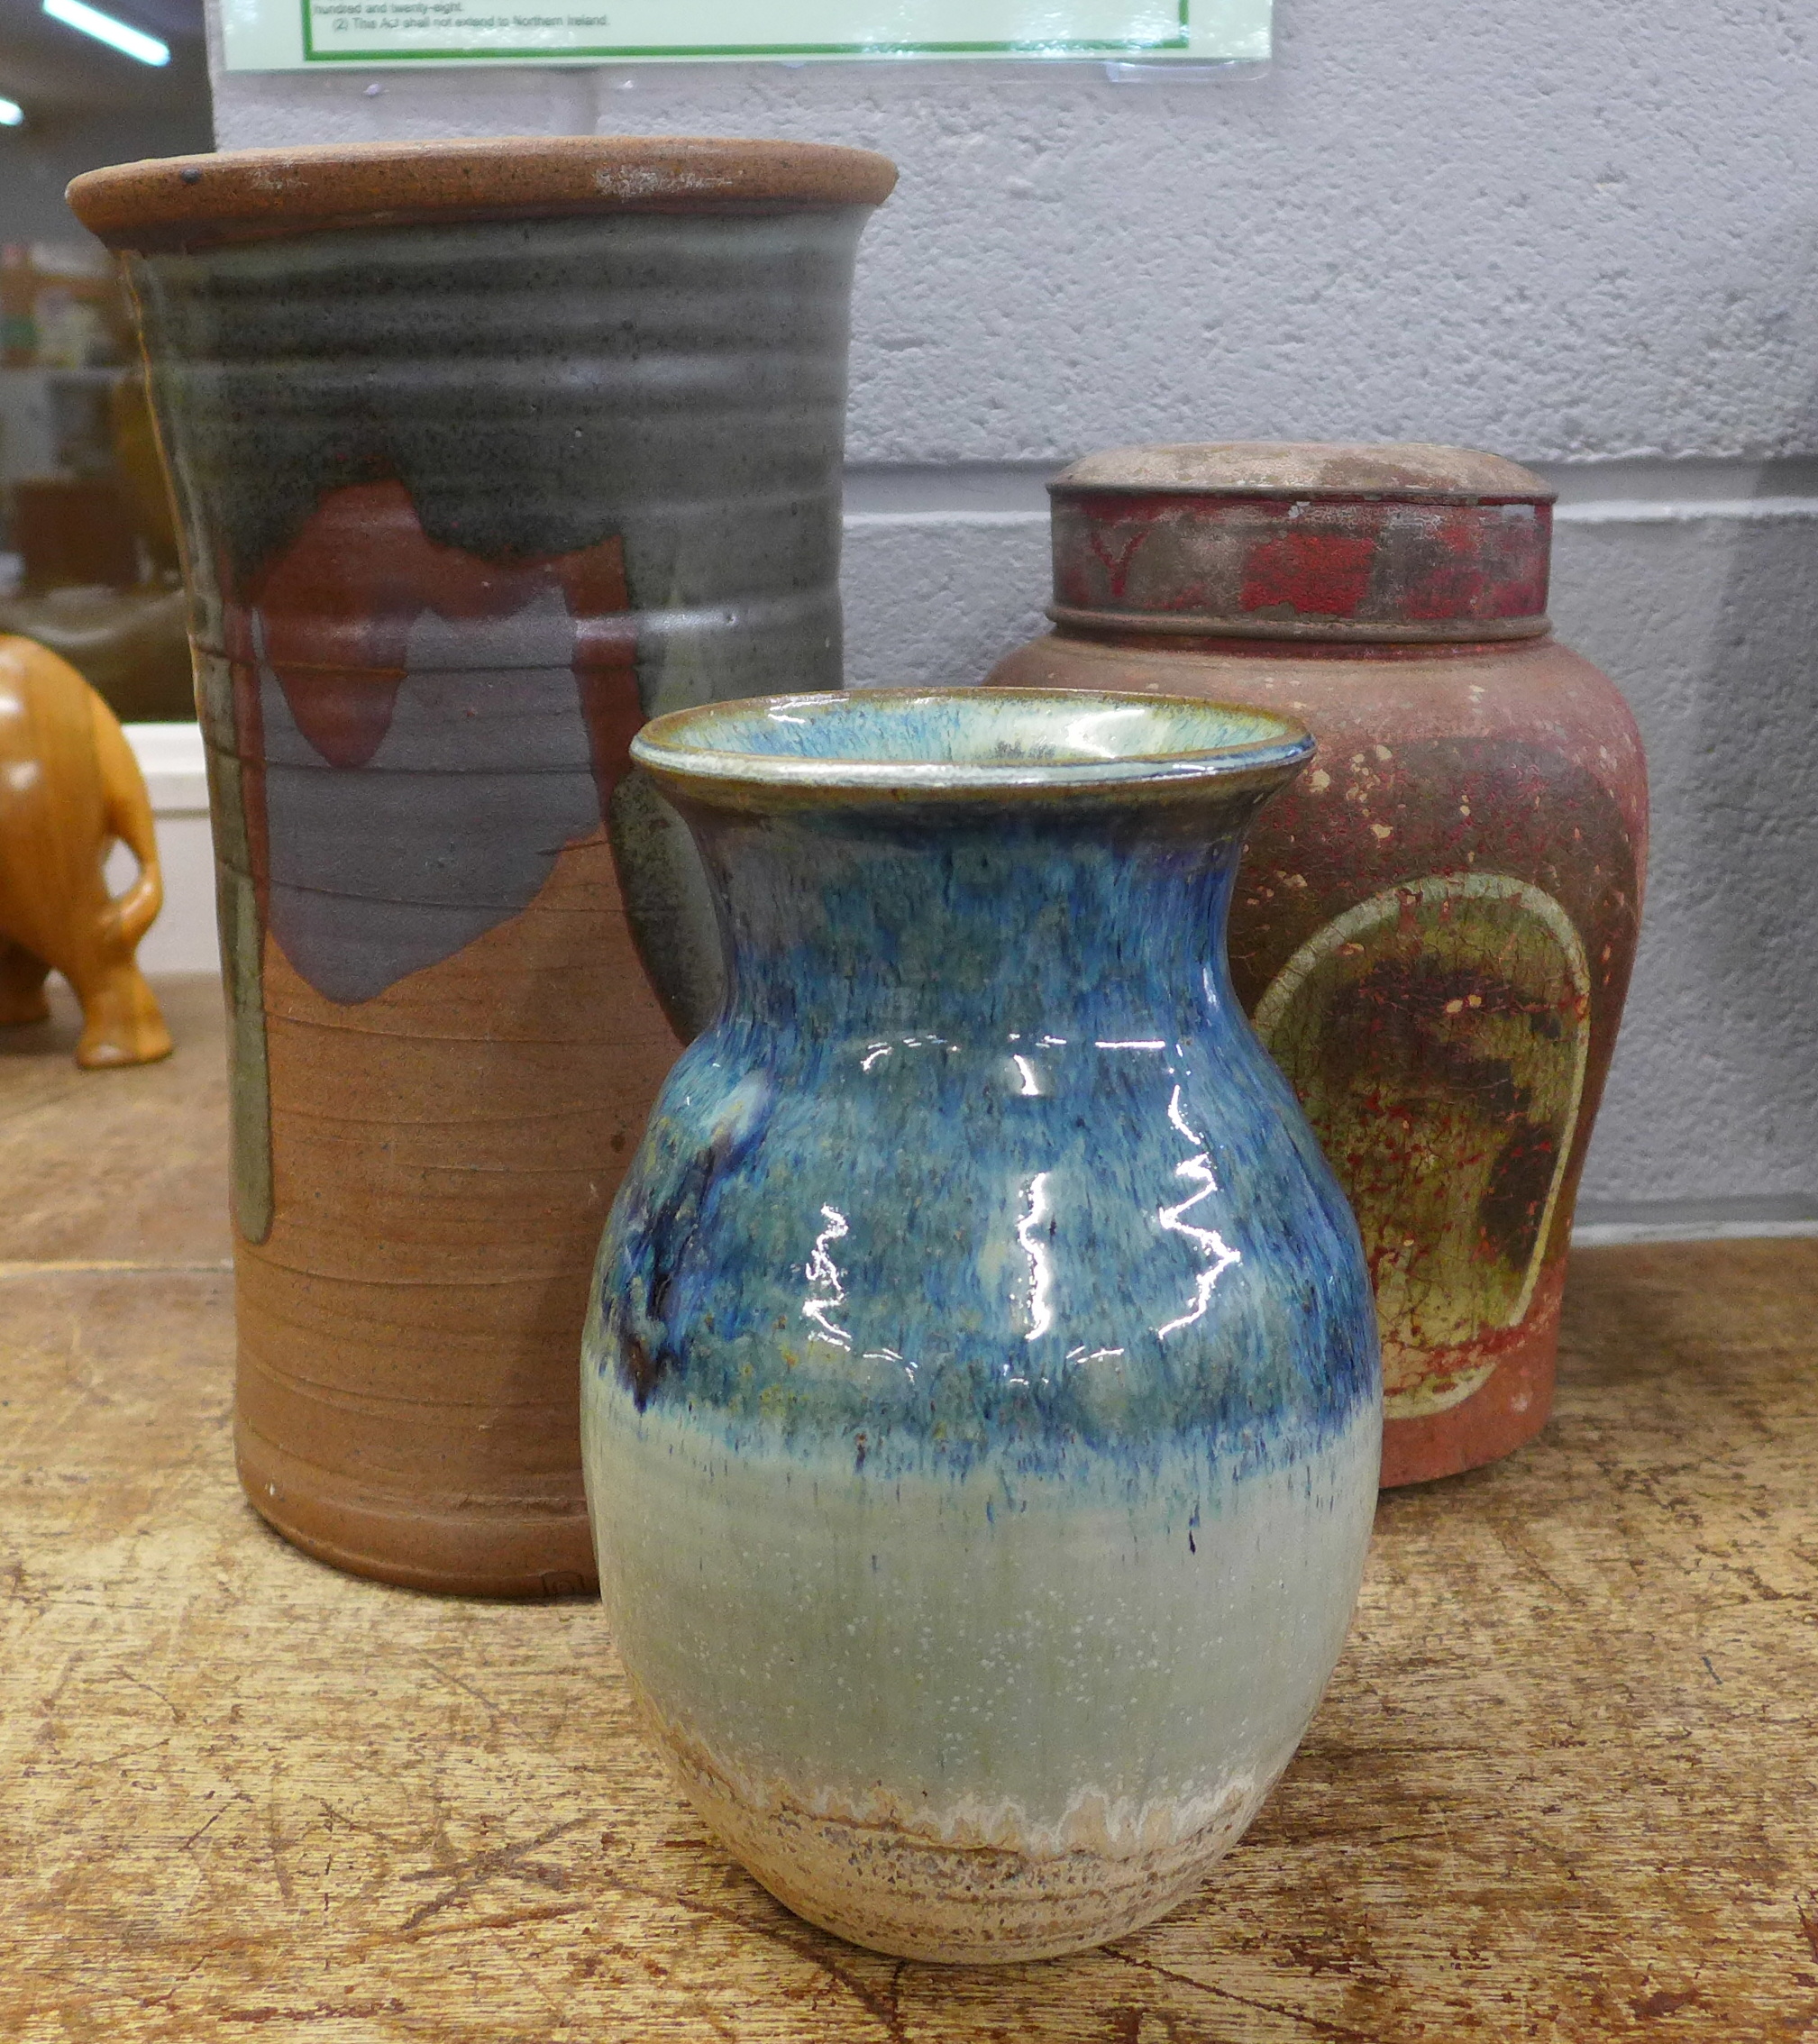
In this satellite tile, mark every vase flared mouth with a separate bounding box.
[67,136,898,253]
[631,689,1314,808]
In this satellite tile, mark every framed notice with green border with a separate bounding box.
[216,0,1269,69]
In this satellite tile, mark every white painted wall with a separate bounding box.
[178,2,1818,1229]
[112,723,215,975]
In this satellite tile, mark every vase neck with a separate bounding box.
[686,796,1263,1043]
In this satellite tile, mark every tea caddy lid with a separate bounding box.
[1047,442,1555,644]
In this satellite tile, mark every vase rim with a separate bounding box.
[631,688,1314,808]
[66,136,899,253]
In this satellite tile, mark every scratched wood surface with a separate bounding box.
[3,977,1815,2042]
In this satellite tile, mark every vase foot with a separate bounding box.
[647,1702,1266,1964]
[235,1419,597,1599]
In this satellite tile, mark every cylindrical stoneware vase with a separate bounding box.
[582,689,1382,1962]
[987,444,1648,1487]
[67,138,896,1594]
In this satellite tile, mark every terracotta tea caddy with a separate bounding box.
[988,443,1648,1485]
[68,136,896,1593]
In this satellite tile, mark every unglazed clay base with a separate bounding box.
[652,1701,1271,1964]
[236,1420,595,1597]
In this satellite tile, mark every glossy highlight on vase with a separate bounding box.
[582,689,1382,1962]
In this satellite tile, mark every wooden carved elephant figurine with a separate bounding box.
[0,634,172,1068]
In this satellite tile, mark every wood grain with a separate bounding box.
[2,984,1813,2039]
[0,974,226,1268]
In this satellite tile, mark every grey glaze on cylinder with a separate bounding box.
[131,203,881,1035]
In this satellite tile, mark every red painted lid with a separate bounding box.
[1048,443,1554,644]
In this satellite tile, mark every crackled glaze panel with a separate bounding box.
[1254,871,1591,1418]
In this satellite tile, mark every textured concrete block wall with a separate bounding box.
[204,0,1818,1223]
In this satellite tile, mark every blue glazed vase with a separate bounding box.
[581,689,1381,1963]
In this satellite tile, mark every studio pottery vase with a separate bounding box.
[67,137,896,1594]
[988,444,1648,1485]
[582,689,1381,1962]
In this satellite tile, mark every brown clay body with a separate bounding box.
[988,445,1648,1485]
[69,138,894,1594]
[0,634,170,1068]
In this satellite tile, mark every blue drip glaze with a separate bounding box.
[591,691,1377,1490]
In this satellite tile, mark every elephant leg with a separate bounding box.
[0,940,52,1027]
[65,951,172,1070]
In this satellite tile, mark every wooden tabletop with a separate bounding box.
[4,978,1814,2041]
